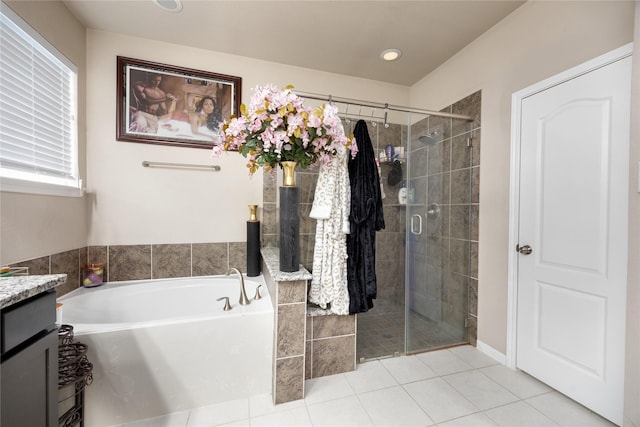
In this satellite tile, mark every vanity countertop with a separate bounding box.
[0,274,67,309]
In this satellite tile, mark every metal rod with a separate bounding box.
[142,161,221,171]
[294,90,474,122]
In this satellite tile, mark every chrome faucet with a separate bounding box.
[226,267,250,305]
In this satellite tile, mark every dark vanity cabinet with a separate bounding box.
[1,289,58,427]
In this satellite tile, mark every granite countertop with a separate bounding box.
[0,274,67,309]
[261,247,312,282]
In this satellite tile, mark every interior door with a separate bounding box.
[515,51,631,425]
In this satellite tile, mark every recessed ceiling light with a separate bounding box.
[153,0,183,13]
[380,49,402,61]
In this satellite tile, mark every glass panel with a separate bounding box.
[405,113,470,353]
[354,112,407,361]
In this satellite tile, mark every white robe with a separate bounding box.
[308,146,351,315]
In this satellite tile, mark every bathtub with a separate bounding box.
[58,275,274,426]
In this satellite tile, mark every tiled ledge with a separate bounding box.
[260,247,312,282]
[307,305,341,317]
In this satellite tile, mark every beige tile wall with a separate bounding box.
[10,241,247,297]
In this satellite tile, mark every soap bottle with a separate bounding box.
[385,144,394,163]
[398,181,407,205]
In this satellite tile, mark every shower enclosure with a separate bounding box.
[347,95,479,361]
[279,91,481,361]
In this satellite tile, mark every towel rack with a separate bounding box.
[142,161,221,171]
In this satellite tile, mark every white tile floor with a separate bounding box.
[119,346,615,427]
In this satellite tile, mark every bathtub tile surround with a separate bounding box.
[261,247,313,404]
[262,247,358,404]
[152,243,191,279]
[10,241,251,297]
[275,357,305,404]
[306,313,357,379]
[228,242,248,272]
[51,249,80,296]
[278,304,306,357]
[192,242,228,276]
[10,249,82,297]
[108,244,151,282]
[13,255,49,276]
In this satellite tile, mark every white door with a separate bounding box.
[514,47,631,425]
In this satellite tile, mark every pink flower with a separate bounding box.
[212,83,356,171]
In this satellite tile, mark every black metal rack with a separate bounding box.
[58,325,93,427]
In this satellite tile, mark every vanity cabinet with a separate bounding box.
[1,289,58,427]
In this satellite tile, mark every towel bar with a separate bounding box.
[142,161,221,171]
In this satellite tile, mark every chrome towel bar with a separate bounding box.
[142,161,221,171]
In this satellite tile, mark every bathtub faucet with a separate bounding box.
[226,267,250,305]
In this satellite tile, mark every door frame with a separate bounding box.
[506,43,633,369]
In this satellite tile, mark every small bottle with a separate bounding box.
[385,144,394,162]
[398,181,407,205]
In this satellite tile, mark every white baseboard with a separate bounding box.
[477,340,507,365]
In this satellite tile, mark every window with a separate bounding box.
[0,5,79,196]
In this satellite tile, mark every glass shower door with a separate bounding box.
[405,114,471,353]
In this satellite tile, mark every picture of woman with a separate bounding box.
[189,96,222,139]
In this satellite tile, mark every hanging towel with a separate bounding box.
[309,143,351,315]
[347,120,385,314]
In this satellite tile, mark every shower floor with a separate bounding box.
[356,301,466,361]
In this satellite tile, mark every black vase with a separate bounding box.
[279,161,299,272]
[246,205,261,277]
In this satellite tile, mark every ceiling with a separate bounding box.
[62,0,525,86]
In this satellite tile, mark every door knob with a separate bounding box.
[516,244,533,255]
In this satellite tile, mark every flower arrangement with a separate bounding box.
[212,84,357,174]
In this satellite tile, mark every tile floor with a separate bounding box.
[357,303,465,360]
[119,345,615,427]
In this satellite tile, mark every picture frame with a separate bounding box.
[116,56,241,149]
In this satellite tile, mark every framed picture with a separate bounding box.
[116,56,241,149]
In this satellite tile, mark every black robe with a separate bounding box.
[347,120,385,314]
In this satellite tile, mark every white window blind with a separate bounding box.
[0,5,79,194]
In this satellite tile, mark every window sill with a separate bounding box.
[0,177,84,198]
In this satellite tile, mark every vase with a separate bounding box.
[246,205,261,277]
[279,161,300,272]
[281,161,297,187]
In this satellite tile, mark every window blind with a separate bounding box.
[0,6,78,189]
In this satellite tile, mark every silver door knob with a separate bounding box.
[516,244,533,255]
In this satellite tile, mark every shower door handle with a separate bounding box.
[411,214,422,235]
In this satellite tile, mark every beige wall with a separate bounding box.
[625,5,640,427]
[409,0,635,356]
[85,30,409,246]
[0,1,87,265]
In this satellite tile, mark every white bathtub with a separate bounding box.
[58,275,274,426]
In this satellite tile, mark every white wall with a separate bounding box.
[85,29,409,246]
[0,1,87,265]
[409,1,634,354]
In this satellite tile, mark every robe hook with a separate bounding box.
[328,95,333,105]
[370,107,377,127]
[344,103,351,124]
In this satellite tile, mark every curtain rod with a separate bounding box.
[294,90,474,122]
